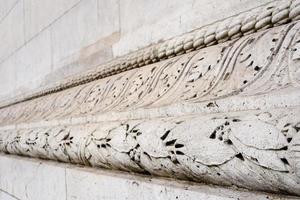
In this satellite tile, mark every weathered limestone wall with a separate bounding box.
[0,0,272,101]
[1,0,300,199]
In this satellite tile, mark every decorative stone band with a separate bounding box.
[0,21,299,127]
[1,0,300,108]
[0,107,300,195]
[0,21,299,195]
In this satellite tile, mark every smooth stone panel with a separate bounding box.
[23,0,81,41]
[97,0,120,39]
[50,0,119,73]
[50,0,98,70]
[0,0,18,22]
[0,0,24,63]
[13,29,52,98]
[45,0,121,89]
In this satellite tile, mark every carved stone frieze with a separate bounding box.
[0,22,299,126]
[1,0,300,108]
[0,18,300,196]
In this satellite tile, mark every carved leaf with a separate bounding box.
[185,139,236,166]
[231,120,288,150]
[230,135,288,171]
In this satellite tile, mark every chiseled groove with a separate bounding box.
[0,0,300,109]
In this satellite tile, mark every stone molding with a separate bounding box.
[1,0,300,108]
[1,107,300,195]
[0,20,300,196]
